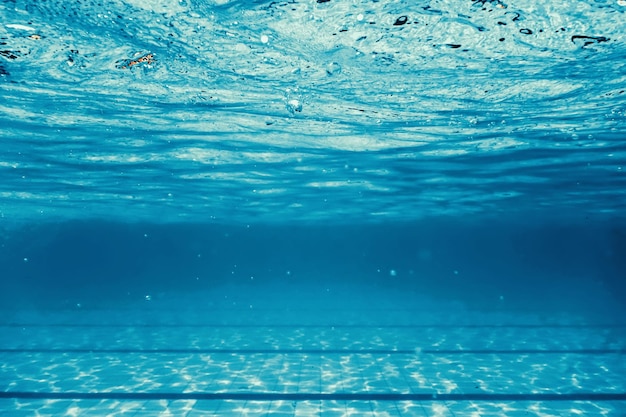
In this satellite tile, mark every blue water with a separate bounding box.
[2,0,625,310]
[1,0,626,223]
[1,0,626,415]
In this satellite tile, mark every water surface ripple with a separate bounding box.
[1,0,625,223]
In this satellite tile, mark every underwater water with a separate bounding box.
[1,0,626,222]
[1,0,626,415]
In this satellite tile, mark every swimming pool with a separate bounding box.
[3,281,626,416]
[1,0,625,415]
[1,223,625,415]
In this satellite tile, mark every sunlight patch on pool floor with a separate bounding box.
[1,301,625,416]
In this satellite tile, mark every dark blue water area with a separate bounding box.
[1,217,624,321]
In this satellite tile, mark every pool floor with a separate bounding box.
[1,288,625,416]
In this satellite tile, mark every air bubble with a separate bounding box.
[326,62,341,75]
[394,16,408,26]
[287,99,302,114]
[285,89,303,115]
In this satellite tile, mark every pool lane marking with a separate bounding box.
[3,323,626,328]
[1,392,625,401]
[0,348,624,355]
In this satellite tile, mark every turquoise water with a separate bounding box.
[1,0,626,415]
[1,0,625,223]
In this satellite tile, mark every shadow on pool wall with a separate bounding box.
[0,217,624,317]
